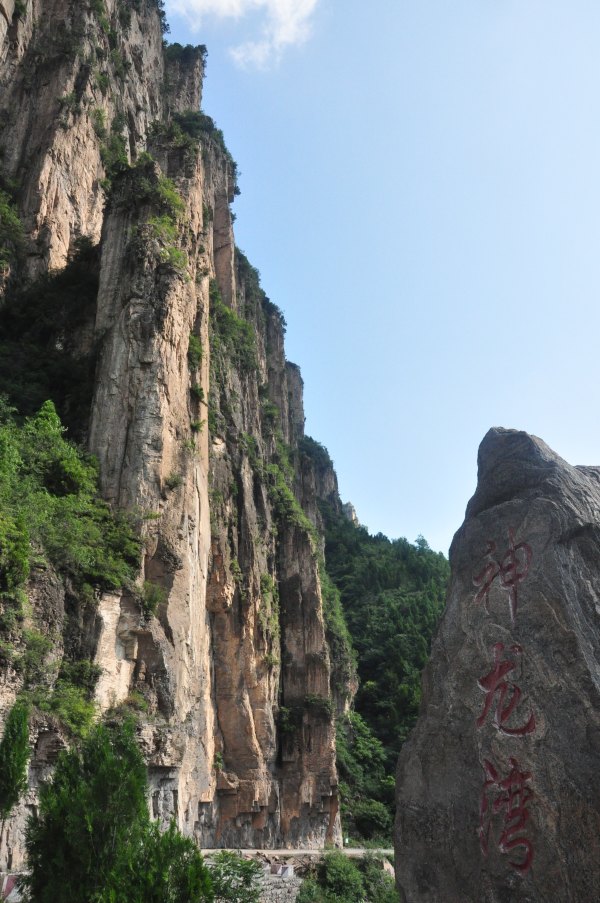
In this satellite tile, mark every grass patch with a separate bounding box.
[188,332,203,368]
[141,580,166,616]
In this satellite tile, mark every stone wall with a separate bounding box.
[259,875,303,903]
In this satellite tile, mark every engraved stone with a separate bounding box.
[395,428,600,903]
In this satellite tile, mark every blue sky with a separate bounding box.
[164,0,600,553]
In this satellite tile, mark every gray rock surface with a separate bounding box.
[395,427,600,903]
[259,875,302,903]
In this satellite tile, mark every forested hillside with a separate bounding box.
[319,483,450,841]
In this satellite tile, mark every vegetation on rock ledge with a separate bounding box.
[209,278,258,374]
[0,397,140,714]
[0,188,24,276]
[0,700,30,830]
[0,399,139,602]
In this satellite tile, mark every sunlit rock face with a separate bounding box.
[395,428,600,903]
[0,0,344,867]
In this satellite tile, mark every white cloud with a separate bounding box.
[167,0,320,68]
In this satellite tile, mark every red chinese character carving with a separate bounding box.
[499,529,533,624]
[473,529,532,624]
[477,642,536,736]
[479,757,534,875]
[473,541,500,607]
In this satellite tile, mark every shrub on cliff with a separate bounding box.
[0,399,140,721]
[209,279,257,373]
[164,43,207,67]
[0,399,139,601]
[336,712,393,842]
[0,188,24,274]
[21,720,213,903]
[0,700,30,832]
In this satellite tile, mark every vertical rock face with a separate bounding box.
[0,0,342,866]
[395,428,600,903]
[0,0,169,275]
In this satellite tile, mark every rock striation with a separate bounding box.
[0,0,346,868]
[395,428,600,903]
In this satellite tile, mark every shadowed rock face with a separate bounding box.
[395,428,600,903]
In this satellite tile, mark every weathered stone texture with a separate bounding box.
[259,874,302,903]
[395,428,600,903]
[0,0,15,51]
[0,0,341,866]
[0,0,169,274]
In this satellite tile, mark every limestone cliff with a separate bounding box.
[0,0,345,868]
[395,429,600,903]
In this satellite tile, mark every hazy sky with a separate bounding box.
[164,0,600,554]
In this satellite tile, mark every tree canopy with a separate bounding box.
[321,500,449,840]
[21,720,213,903]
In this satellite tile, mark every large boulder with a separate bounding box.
[395,428,600,903]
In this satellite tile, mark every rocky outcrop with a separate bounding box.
[201,254,338,847]
[395,428,600,903]
[0,0,342,868]
[342,502,359,526]
[0,0,174,275]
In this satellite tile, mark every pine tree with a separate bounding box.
[21,719,213,903]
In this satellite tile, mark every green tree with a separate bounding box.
[360,853,400,903]
[0,700,30,834]
[318,851,364,902]
[298,852,366,903]
[21,720,212,903]
[207,850,263,903]
[353,799,392,840]
[298,852,400,903]
[296,879,324,903]
[308,473,450,842]
[135,821,214,903]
